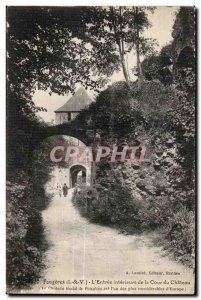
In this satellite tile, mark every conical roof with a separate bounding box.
[55,88,93,112]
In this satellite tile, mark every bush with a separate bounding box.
[163,207,195,268]
[7,180,40,290]
[6,177,48,291]
[72,183,142,233]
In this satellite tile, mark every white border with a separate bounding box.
[0,0,198,5]
[0,1,199,299]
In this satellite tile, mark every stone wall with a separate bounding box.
[55,112,79,125]
[111,134,177,205]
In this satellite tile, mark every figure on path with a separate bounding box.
[57,183,62,197]
[63,183,68,197]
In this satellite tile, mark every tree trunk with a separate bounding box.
[135,7,144,90]
[110,7,130,86]
[119,7,130,85]
[119,42,130,84]
[136,38,143,90]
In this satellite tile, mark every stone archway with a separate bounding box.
[70,164,87,187]
[34,122,94,148]
[33,134,92,189]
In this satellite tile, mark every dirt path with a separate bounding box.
[28,169,194,294]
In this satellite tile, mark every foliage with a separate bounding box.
[6,134,65,290]
[72,7,157,84]
[6,179,46,290]
[6,6,196,283]
[123,6,157,87]
[72,6,195,266]
[163,208,195,268]
[72,163,142,232]
[74,81,144,142]
[141,7,195,86]
[141,52,173,84]
[72,163,173,234]
[171,7,195,59]
[7,7,103,102]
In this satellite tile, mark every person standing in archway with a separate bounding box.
[63,183,68,197]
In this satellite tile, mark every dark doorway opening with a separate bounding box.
[68,112,71,121]
[70,165,87,187]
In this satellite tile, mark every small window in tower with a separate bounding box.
[68,112,71,121]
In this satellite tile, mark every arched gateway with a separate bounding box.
[33,134,92,189]
[70,164,87,187]
[64,162,91,188]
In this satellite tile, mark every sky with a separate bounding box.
[33,6,179,123]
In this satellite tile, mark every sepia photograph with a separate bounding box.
[6,5,196,295]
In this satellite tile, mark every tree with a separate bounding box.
[7,7,100,115]
[84,7,157,88]
[7,7,125,173]
[7,6,158,119]
[109,7,130,84]
[123,7,157,89]
[83,7,129,85]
